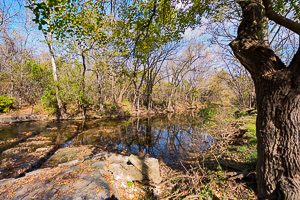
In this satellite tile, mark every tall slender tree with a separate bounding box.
[27,0,65,120]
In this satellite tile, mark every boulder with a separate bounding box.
[108,163,144,182]
[104,154,162,184]
[0,160,112,200]
[128,155,162,184]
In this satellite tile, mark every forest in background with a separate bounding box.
[0,0,259,120]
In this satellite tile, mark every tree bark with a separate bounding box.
[44,32,63,121]
[81,52,87,119]
[230,0,300,199]
[254,73,300,199]
[145,81,153,110]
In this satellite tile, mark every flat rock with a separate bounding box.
[108,163,144,182]
[91,161,106,169]
[0,115,48,124]
[0,150,159,199]
[104,154,162,184]
[107,154,128,164]
[128,155,162,184]
[0,160,112,200]
[0,152,153,200]
[43,146,94,168]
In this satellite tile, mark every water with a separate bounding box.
[0,113,215,179]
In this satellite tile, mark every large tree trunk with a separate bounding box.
[255,75,300,199]
[230,0,300,199]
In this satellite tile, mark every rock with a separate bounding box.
[0,160,112,200]
[128,155,162,184]
[0,178,14,185]
[0,151,159,200]
[43,146,94,168]
[91,161,106,169]
[103,153,162,184]
[25,167,51,176]
[0,115,48,124]
[107,153,128,164]
[92,151,113,161]
[108,163,144,182]
[58,160,80,167]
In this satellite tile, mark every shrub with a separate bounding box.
[41,87,58,114]
[103,101,118,114]
[0,96,14,113]
[199,102,219,121]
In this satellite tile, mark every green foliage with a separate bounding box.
[41,86,58,114]
[233,109,248,118]
[65,64,91,104]
[103,101,119,114]
[25,59,52,88]
[237,145,247,153]
[248,151,258,163]
[127,181,134,187]
[121,100,133,116]
[0,96,14,113]
[227,115,257,167]
[114,0,210,62]
[28,0,108,46]
[199,103,219,121]
[244,118,257,145]
[26,60,46,80]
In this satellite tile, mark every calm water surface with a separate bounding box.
[0,113,215,178]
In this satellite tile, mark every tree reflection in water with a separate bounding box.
[74,114,215,167]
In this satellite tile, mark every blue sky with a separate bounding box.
[1,0,47,54]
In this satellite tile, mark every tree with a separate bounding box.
[27,0,109,119]
[229,0,300,198]
[27,0,65,120]
[143,42,178,109]
[113,0,209,113]
[163,43,204,111]
[54,0,108,119]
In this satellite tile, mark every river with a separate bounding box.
[0,113,215,179]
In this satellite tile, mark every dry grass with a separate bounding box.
[158,116,257,199]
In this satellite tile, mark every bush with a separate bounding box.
[199,102,219,121]
[105,102,120,115]
[41,87,58,114]
[0,96,14,113]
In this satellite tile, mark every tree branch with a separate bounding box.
[289,44,300,74]
[230,0,286,77]
[262,0,300,35]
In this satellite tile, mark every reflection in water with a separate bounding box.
[0,113,215,170]
[0,120,85,179]
[73,114,215,166]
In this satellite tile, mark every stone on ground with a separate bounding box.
[0,149,162,199]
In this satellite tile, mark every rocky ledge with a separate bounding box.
[0,114,48,124]
[0,149,162,200]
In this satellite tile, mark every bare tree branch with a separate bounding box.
[262,0,300,35]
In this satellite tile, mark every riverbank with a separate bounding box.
[0,105,202,124]
[0,109,258,199]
